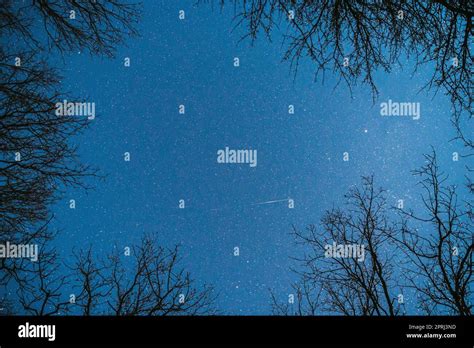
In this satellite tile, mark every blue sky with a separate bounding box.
[48,1,471,314]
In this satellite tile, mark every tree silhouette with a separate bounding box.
[274,176,401,315]
[272,158,472,315]
[5,235,216,315]
[1,0,141,313]
[210,0,472,135]
[0,0,141,241]
[0,47,96,295]
[0,49,93,228]
[70,235,217,316]
[16,242,70,316]
[393,151,472,315]
[270,279,321,315]
[1,0,140,57]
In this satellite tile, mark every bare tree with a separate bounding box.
[1,0,140,57]
[270,279,321,315]
[0,0,141,241]
[69,235,217,316]
[272,161,472,316]
[0,49,93,232]
[275,177,401,316]
[4,235,217,315]
[16,242,71,316]
[0,48,96,292]
[67,246,109,316]
[0,0,140,300]
[393,151,473,315]
[208,1,472,133]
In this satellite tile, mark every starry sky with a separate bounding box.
[48,1,471,314]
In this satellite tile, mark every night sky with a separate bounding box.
[48,1,471,314]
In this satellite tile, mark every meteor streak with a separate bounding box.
[253,198,289,206]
